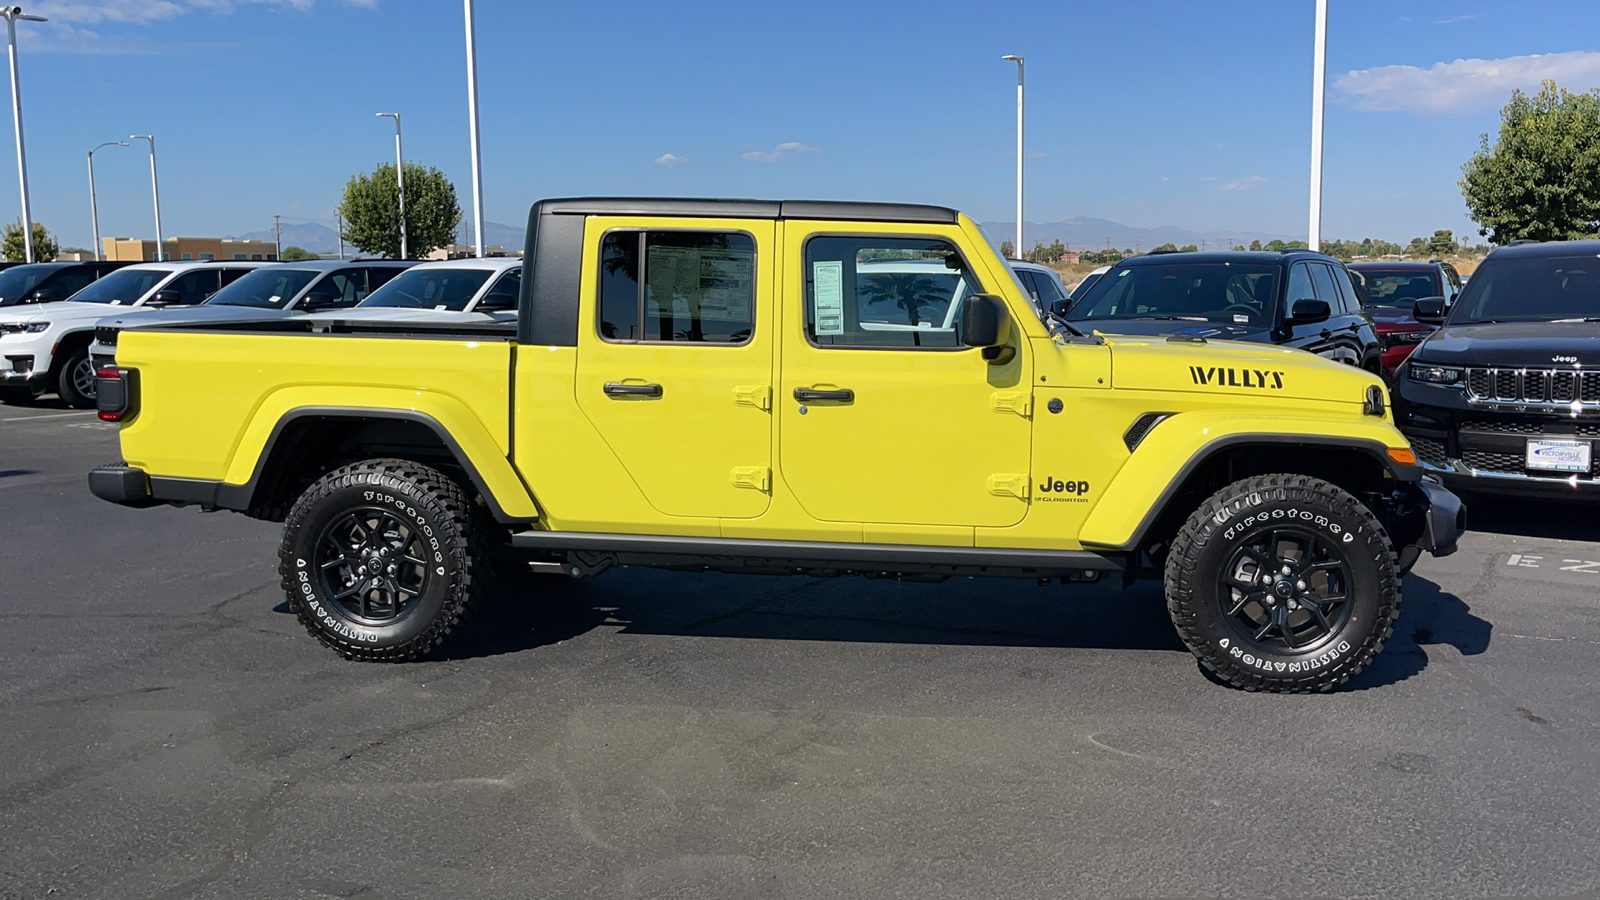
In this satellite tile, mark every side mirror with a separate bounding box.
[28,288,60,303]
[959,293,1013,362]
[1285,298,1330,326]
[1049,298,1071,319]
[299,292,340,312]
[1413,296,1447,325]
[144,290,184,308]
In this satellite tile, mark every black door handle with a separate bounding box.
[794,387,854,402]
[604,382,662,397]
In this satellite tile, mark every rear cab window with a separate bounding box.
[599,231,756,343]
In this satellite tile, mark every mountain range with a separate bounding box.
[980,217,1292,254]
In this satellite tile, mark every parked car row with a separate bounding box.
[0,257,522,408]
[1032,242,1596,501]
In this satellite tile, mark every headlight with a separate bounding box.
[1408,362,1463,385]
[0,322,47,334]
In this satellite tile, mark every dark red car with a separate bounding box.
[1348,260,1463,378]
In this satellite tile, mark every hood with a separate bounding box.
[1069,318,1273,342]
[1410,321,1600,368]
[0,301,132,326]
[311,308,515,324]
[1365,306,1426,330]
[1097,334,1379,405]
[96,304,304,331]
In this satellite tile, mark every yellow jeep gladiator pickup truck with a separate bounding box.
[89,198,1464,692]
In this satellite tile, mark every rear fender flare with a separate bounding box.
[219,394,539,522]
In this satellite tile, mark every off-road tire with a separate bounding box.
[278,458,491,661]
[55,345,97,409]
[1164,473,1400,692]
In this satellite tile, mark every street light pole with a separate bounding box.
[463,0,486,259]
[129,135,163,261]
[1002,55,1024,258]
[1308,0,1328,252]
[3,7,46,264]
[88,141,128,262]
[376,112,406,259]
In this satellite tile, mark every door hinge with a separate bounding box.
[991,391,1032,417]
[734,384,772,411]
[988,473,1029,499]
[731,466,771,492]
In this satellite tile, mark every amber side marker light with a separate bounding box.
[1387,448,1417,466]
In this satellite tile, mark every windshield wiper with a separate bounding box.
[1044,308,1086,338]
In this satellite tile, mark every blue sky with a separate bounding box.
[11,0,1600,249]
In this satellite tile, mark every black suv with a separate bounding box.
[0,261,130,308]
[1396,240,1600,498]
[1064,251,1380,370]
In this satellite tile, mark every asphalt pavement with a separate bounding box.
[2,399,1598,899]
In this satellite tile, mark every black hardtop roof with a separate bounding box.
[1487,239,1600,260]
[533,197,960,225]
[1114,250,1337,267]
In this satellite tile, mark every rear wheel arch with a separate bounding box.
[221,408,529,524]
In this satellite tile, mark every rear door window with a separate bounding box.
[46,267,98,300]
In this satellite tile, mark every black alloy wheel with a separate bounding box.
[314,508,434,624]
[1219,528,1353,653]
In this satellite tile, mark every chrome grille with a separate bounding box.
[1465,366,1600,410]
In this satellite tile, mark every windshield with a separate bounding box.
[0,265,54,305]
[207,268,320,308]
[359,268,493,311]
[66,268,166,305]
[1353,268,1440,308]
[1071,263,1281,326]
[1450,256,1600,324]
[1067,272,1104,304]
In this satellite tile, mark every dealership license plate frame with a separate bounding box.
[1525,438,1592,474]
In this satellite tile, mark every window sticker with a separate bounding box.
[813,260,844,335]
[646,246,754,323]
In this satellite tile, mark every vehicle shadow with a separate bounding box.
[1342,573,1493,691]
[1460,492,1600,543]
[439,566,1493,694]
[442,568,1191,661]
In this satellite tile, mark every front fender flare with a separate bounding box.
[1078,411,1417,552]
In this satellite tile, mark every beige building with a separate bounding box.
[102,237,280,262]
[424,243,515,261]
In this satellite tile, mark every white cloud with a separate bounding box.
[1434,14,1479,25]
[44,0,370,25]
[1333,50,1600,114]
[1200,176,1220,182]
[654,152,687,167]
[1219,175,1267,191]
[742,141,822,163]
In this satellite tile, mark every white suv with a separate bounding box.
[0,260,267,407]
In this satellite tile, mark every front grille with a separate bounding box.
[1411,436,1447,467]
[1460,450,1525,474]
[1462,418,1539,434]
[1464,366,1600,409]
[95,326,119,346]
[1462,417,1600,437]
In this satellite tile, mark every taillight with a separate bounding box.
[96,366,135,422]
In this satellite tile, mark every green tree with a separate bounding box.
[1178,244,1198,253]
[1231,244,1246,252]
[1151,242,1178,253]
[1405,237,1429,257]
[999,240,1015,258]
[339,161,462,259]
[1264,239,1287,252]
[1461,81,1600,244]
[1427,229,1458,256]
[2,221,58,263]
[280,246,319,262]
[1248,239,1262,251]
